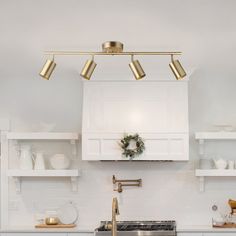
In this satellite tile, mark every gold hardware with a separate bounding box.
[39,58,56,80]
[112,175,142,184]
[113,175,142,193]
[40,42,186,81]
[44,51,181,56]
[80,56,97,80]
[129,55,146,80]
[114,182,123,193]
[169,55,186,80]
[105,198,120,236]
[102,41,123,53]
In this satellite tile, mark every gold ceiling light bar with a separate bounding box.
[44,51,182,56]
[40,41,186,80]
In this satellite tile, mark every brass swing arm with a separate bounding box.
[112,175,142,193]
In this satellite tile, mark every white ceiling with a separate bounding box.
[1,0,236,77]
[1,0,236,130]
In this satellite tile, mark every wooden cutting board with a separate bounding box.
[35,224,76,228]
[213,223,236,228]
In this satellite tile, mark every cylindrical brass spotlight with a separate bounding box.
[129,56,146,80]
[39,59,56,80]
[80,57,97,80]
[169,56,186,80]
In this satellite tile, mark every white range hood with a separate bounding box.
[82,81,189,161]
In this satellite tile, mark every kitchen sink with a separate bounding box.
[95,221,176,236]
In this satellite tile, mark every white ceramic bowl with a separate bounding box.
[50,154,70,170]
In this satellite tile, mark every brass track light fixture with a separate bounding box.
[129,55,146,80]
[80,55,97,80]
[40,41,187,80]
[39,56,56,80]
[169,55,187,80]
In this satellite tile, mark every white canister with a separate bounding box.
[34,152,46,170]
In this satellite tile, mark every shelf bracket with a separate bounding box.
[12,177,21,193]
[198,139,205,156]
[199,176,205,192]
[71,176,78,192]
[70,140,77,157]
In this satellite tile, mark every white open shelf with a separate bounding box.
[7,169,80,177]
[195,132,236,140]
[7,169,81,193]
[195,132,236,192]
[6,132,79,155]
[7,132,79,140]
[196,169,236,176]
[195,169,236,192]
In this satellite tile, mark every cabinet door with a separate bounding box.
[203,233,236,236]
[178,233,203,236]
[1,233,67,236]
[68,233,94,236]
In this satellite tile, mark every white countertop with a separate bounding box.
[0,226,94,233]
[177,225,236,232]
[2,225,236,233]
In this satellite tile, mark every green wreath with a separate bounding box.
[119,134,145,159]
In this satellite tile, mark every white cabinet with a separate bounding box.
[68,234,93,236]
[178,232,236,236]
[0,233,93,236]
[178,233,203,236]
[203,233,236,236]
[82,81,189,161]
[1,234,67,236]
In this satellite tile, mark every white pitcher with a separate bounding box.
[19,145,34,170]
[34,152,45,170]
[214,158,227,169]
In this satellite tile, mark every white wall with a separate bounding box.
[1,0,236,228]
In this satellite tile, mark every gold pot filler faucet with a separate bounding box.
[105,197,120,236]
[105,176,142,236]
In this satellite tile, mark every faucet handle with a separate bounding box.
[113,197,120,215]
[113,182,123,193]
[116,206,120,215]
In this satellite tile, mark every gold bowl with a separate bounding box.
[45,217,60,225]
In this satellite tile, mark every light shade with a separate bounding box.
[129,60,146,80]
[169,59,186,80]
[80,59,97,80]
[39,59,56,80]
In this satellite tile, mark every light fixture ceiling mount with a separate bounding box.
[102,41,123,53]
